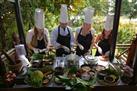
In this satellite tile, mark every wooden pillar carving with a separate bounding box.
[126,34,137,67]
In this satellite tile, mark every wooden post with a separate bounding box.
[109,0,122,62]
[129,42,137,85]
[0,7,6,50]
[12,0,28,56]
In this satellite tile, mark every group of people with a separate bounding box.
[26,4,114,58]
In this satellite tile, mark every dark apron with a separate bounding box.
[36,38,47,49]
[56,26,71,57]
[76,28,93,56]
[95,39,110,56]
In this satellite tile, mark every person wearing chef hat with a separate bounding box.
[75,7,95,56]
[94,14,114,56]
[50,4,75,57]
[26,8,50,53]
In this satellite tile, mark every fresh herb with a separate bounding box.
[31,53,44,60]
[25,70,44,88]
[57,75,96,91]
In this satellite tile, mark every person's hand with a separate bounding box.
[105,51,110,56]
[39,48,48,53]
[94,43,98,48]
[70,47,75,53]
[33,48,39,53]
[98,47,103,55]
[95,44,103,55]
[78,43,84,50]
[47,45,53,51]
[62,46,70,53]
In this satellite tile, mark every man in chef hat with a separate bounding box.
[26,8,50,53]
[75,7,95,56]
[95,13,114,57]
[51,4,74,57]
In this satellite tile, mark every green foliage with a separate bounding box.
[31,53,44,60]
[117,22,136,44]
[68,66,78,74]
[0,1,18,50]
[121,0,137,18]
[85,0,109,15]
[57,75,96,91]
[20,0,87,31]
[93,16,104,34]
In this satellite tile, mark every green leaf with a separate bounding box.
[31,53,44,60]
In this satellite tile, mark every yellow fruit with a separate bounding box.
[33,70,44,79]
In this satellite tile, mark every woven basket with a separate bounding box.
[7,62,22,73]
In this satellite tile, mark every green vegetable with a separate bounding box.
[44,54,55,60]
[26,70,44,88]
[31,53,44,60]
[57,75,96,91]
[68,66,78,74]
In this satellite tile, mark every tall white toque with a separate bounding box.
[83,7,95,24]
[59,4,68,23]
[104,14,114,31]
[34,8,45,29]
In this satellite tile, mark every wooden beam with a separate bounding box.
[13,0,28,56]
[109,0,122,62]
[130,45,137,85]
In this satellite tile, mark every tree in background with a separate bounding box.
[121,0,137,19]
[0,0,17,50]
[20,0,87,31]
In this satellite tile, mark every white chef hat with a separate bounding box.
[83,7,95,24]
[59,4,68,23]
[104,14,114,31]
[34,8,45,29]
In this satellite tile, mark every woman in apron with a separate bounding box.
[26,8,50,53]
[75,7,95,56]
[95,29,112,56]
[95,14,114,56]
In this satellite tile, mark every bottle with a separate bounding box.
[0,55,7,76]
[62,54,67,68]
[15,44,31,67]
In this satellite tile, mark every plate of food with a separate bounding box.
[97,68,120,86]
[76,64,96,81]
[93,65,106,72]
[43,72,53,86]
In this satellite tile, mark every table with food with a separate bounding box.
[0,51,134,91]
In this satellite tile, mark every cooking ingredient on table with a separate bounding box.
[76,65,96,80]
[121,65,133,84]
[97,67,120,86]
[57,75,96,91]
[26,70,44,87]
[4,71,16,87]
[54,67,64,76]
[31,53,44,60]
